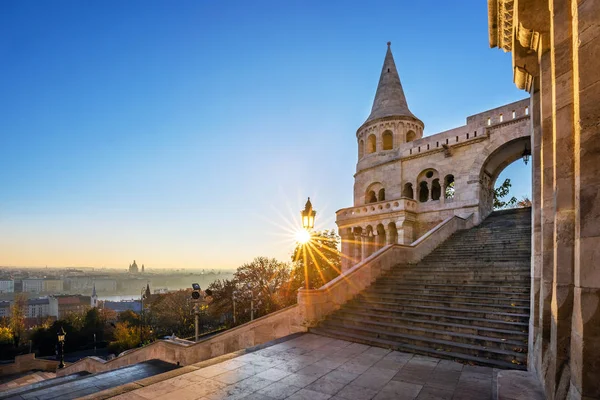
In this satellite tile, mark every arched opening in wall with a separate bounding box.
[378,188,385,201]
[431,179,441,201]
[376,224,386,248]
[382,131,393,150]
[406,130,416,143]
[367,134,376,153]
[366,190,377,204]
[359,139,364,158]
[365,225,375,257]
[444,174,455,199]
[402,183,413,199]
[419,181,429,203]
[479,136,532,217]
[387,222,398,245]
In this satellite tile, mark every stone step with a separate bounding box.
[332,310,528,339]
[374,282,531,293]
[343,301,530,323]
[309,327,528,369]
[341,304,529,330]
[351,296,530,314]
[0,372,90,400]
[368,286,531,300]
[360,291,531,306]
[388,278,531,285]
[322,315,527,351]
[385,272,530,281]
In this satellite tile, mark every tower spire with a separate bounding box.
[365,42,416,124]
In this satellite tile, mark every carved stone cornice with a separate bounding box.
[489,0,515,52]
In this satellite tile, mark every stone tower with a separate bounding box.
[91,283,98,308]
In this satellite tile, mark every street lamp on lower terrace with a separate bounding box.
[57,326,66,369]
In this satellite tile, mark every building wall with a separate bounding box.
[43,280,63,293]
[22,279,44,293]
[0,280,14,294]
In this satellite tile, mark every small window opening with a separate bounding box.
[474,131,477,137]
[466,133,469,139]
[512,110,516,119]
[456,136,458,142]
[387,68,390,72]
[378,188,385,201]
[425,170,434,179]
[525,106,529,115]
[487,117,491,126]
[499,113,504,122]
[419,181,429,203]
[444,174,455,199]
[410,149,412,155]
[436,141,439,147]
[427,144,430,150]
[418,146,421,153]
[431,179,441,201]
[446,138,449,144]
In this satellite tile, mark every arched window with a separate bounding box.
[431,179,441,200]
[402,183,413,199]
[366,190,377,204]
[358,139,364,158]
[387,222,398,245]
[419,181,429,203]
[378,188,385,201]
[406,130,416,143]
[444,174,455,199]
[367,134,376,153]
[376,224,386,248]
[382,131,393,150]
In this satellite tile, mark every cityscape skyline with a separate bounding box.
[1,1,530,269]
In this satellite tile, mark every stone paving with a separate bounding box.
[112,334,501,400]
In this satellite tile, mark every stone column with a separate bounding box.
[539,44,554,383]
[353,233,363,263]
[569,1,600,398]
[529,76,543,373]
[339,229,353,273]
[361,233,370,261]
[548,1,576,397]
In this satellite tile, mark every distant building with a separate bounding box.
[0,280,14,294]
[26,297,58,318]
[141,264,145,273]
[93,278,117,292]
[103,300,141,313]
[91,284,98,308]
[43,279,63,293]
[55,295,91,318]
[22,279,44,293]
[128,260,139,274]
[0,301,10,317]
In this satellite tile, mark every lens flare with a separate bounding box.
[295,229,311,244]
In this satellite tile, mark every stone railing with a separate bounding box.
[298,213,475,325]
[336,198,418,224]
[57,213,473,377]
[0,353,63,376]
[57,305,304,376]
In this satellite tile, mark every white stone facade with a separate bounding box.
[337,44,531,272]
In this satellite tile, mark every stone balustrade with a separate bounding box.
[336,197,418,224]
[0,353,63,376]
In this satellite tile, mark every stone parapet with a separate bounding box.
[0,353,62,376]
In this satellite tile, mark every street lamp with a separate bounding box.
[522,144,531,165]
[57,327,66,369]
[301,197,316,230]
[191,283,211,341]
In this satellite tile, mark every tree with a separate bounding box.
[206,279,237,325]
[233,257,291,318]
[147,290,195,338]
[517,196,532,208]
[108,322,139,355]
[289,230,342,293]
[117,310,140,326]
[493,178,518,210]
[9,294,26,347]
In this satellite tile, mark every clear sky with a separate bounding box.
[0,0,530,270]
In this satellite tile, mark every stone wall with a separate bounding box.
[0,353,62,376]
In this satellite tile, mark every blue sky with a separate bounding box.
[0,1,530,269]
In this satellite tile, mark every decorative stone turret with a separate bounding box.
[91,283,98,308]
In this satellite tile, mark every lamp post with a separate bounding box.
[191,283,206,342]
[301,197,316,230]
[522,144,531,165]
[232,292,237,325]
[57,327,66,369]
[140,286,146,344]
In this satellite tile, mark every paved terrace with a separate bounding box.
[105,334,543,400]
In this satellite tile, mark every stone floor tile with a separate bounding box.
[435,360,464,372]
[392,364,436,385]
[335,383,379,400]
[205,385,253,400]
[335,360,372,375]
[237,363,272,375]
[323,369,359,385]
[134,382,180,399]
[234,376,273,392]
[351,354,384,366]
[109,392,148,400]
[412,355,441,364]
[196,365,231,378]
[462,365,493,378]
[311,358,343,371]
[164,374,206,387]
[373,380,423,400]
[415,386,454,400]
[241,393,278,400]
[220,359,248,371]
[274,358,318,373]
[278,373,320,388]
[373,358,407,371]
[383,351,414,363]
[154,384,207,400]
[425,369,461,391]
[305,376,347,396]
[214,370,255,385]
[451,386,493,400]
[352,367,396,390]
[362,347,392,358]
[255,368,291,382]
[257,381,302,399]
[295,364,332,379]
[286,388,332,400]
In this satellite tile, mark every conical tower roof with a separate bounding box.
[364,42,416,124]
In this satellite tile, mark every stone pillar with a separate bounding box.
[397,218,414,245]
[539,45,554,385]
[529,76,543,373]
[569,1,600,398]
[548,1,576,397]
[339,229,353,273]
[353,233,363,263]
[361,233,370,260]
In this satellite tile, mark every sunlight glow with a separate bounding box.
[295,229,311,244]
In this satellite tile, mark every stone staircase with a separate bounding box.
[0,359,178,400]
[311,207,531,370]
